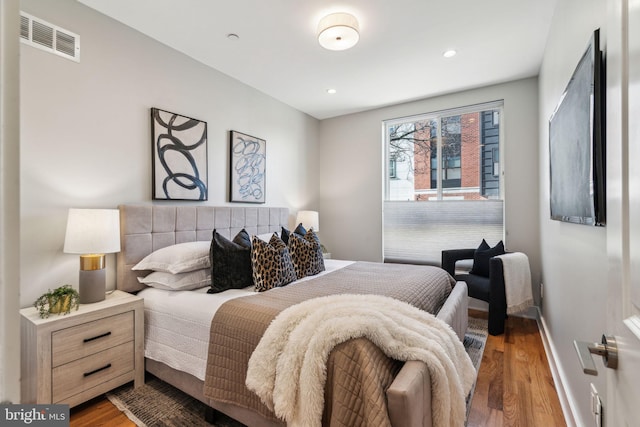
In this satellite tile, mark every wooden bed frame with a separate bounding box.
[116,204,469,427]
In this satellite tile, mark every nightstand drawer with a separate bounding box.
[52,311,134,367]
[52,341,134,403]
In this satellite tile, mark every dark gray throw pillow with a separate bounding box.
[280,223,307,245]
[470,239,505,278]
[207,229,253,294]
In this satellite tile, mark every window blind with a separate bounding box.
[383,200,504,265]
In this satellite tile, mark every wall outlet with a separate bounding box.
[591,383,602,427]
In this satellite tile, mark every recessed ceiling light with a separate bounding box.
[327,88,337,94]
[227,33,240,41]
[443,49,457,58]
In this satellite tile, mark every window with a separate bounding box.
[389,157,397,179]
[383,101,504,264]
[492,147,499,177]
[433,116,462,189]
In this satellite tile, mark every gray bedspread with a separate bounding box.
[203,261,455,426]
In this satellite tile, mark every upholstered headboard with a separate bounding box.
[116,204,289,292]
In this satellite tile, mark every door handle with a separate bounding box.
[573,335,618,375]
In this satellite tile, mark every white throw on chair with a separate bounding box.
[496,252,533,315]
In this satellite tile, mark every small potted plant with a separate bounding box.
[33,284,80,318]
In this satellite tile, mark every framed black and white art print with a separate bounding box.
[151,108,208,201]
[229,130,266,203]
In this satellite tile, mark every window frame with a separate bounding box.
[382,101,505,264]
[383,101,504,201]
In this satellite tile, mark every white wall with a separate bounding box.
[19,0,320,307]
[318,78,542,303]
[0,0,21,404]
[537,0,608,425]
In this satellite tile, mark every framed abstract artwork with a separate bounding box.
[151,108,208,201]
[229,130,266,203]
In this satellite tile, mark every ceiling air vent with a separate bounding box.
[20,12,80,62]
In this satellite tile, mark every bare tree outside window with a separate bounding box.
[386,110,500,201]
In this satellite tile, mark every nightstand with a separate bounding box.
[20,290,144,407]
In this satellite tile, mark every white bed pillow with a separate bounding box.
[254,232,278,242]
[137,268,211,291]
[132,241,210,274]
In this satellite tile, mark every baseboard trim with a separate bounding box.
[536,309,579,427]
[467,296,538,319]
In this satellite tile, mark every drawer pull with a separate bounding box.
[83,331,112,343]
[83,363,112,377]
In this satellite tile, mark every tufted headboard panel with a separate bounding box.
[116,204,289,292]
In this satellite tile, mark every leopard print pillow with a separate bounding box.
[288,231,325,279]
[251,234,297,292]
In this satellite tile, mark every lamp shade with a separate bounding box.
[296,210,319,232]
[63,208,121,254]
[317,13,360,51]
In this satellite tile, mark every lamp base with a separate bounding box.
[79,268,106,303]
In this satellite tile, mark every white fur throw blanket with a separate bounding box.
[497,252,533,314]
[245,294,476,427]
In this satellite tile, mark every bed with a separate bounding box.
[116,204,470,427]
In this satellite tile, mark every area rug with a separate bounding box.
[464,316,489,422]
[464,316,489,370]
[107,317,488,427]
[107,377,243,427]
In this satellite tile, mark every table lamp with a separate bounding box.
[63,208,120,303]
[295,210,329,254]
[296,210,319,231]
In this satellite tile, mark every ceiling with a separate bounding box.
[78,0,558,120]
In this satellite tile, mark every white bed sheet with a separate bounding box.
[138,259,354,380]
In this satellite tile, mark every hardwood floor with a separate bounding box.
[467,310,566,427]
[70,396,135,427]
[70,310,566,427]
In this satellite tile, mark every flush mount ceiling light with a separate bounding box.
[443,49,457,58]
[317,12,360,51]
